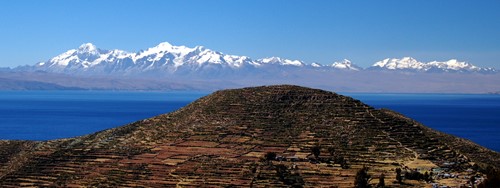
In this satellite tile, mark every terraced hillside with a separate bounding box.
[0,85,499,187]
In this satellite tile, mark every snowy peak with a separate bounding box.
[78,43,99,54]
[74,43,108,59]
[257,57,305,66]
[37,43,136,68]
[134,42,189,61]
[371,57,496,73]
[311,63,322,68]
[372,57,425,70]
[156,42,173,48]
[331,59,361,71]
[427,59,477,71]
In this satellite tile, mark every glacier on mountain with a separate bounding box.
[23,42,496,76]
[370,57,495,73]
[331,59,361,71]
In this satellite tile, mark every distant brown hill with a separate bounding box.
[0,85,499,187]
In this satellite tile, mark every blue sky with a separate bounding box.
[1,0,499,68]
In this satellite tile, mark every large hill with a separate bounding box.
[0,85,499,187]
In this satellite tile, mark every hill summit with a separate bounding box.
[0,85,499,187]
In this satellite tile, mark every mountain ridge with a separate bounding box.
[16,42,497,75]
[370,57,495,73]
[5,42,500,93]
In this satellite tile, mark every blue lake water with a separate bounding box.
[0,91,205,140]
[0,91,499,152]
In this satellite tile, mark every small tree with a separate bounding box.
[311,145,321,158]
[478,166,500,188]
[470,175,476,188]
[395,168,402,184]
[405,170,424,180]
[336,156,350,169]
[355,166,371,188]
[377,173,385,188]
[472,163,480,171]
[328,146,336,156]
[341,159,350,169]
[275,164,288,181]
[265,152,277,161]
[275,164,305,187]
[424,171,430,182]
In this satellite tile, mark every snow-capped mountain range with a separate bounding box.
[21,42,496,76]
[370,57,496,73]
